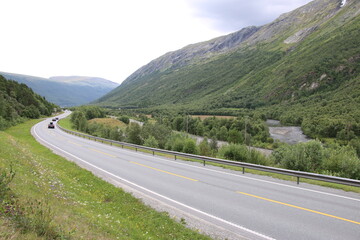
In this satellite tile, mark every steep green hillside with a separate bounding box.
[95,0,360,139]
[0,72,118,107]
[0,75,57,130]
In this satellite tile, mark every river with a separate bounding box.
[266,119,310,145]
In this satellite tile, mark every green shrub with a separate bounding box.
[272,140,323,172]
[217,144,269,165]
[349,138,360,158]
[125,123,143,145]
[272,140,360,179]
[183,138,198,154]
[144,136,159,148]
[322,145,360,179]
[199,138,212,156]
[118,116,130,124]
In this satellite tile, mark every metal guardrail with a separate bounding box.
[57,123,360,187]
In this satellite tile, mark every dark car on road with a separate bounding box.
[48,122,55,129]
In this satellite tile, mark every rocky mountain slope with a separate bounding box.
[95,0,359,112]
[0,72,118,107]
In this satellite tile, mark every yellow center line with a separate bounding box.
[89,148,116,158]
[68,141,83,147]
[130,161,198,182]
[236,191,360,225]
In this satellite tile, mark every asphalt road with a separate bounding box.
[32,112,360,240]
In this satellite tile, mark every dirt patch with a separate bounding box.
[191,115,236,120]
[88,118,127,128]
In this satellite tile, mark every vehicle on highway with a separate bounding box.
[52,118,57,121]
[48,122,55,129]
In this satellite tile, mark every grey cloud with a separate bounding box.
[187,0,313,32]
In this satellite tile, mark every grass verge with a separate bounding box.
[0,119,211,239]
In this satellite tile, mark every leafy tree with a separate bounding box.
[217,144,269,165]
[272,141,323,172]
[144,136,159,148]
[141,122,171,149]
[195,121,205,136]
[183,138,198,154]
[172,116,184,131]
[349,138,360,158]
[228,129,243,144]
[109,128,124,141]
[118,116,130,124]
[71,111,88,131]
[217,126,228,141]
[209,137,218,152]
[126,123,143,145]
[322,145,360,179]
[199,137,211,156]
[22,105,41,119]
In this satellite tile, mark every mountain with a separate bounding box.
[0,72,119,107]
[0,75,57,130]
[95,0,359,109]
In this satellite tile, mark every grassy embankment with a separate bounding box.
[0,119,211,240]
[59,117,360,193]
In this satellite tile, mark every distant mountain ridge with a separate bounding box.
[95,0,359,110]
[0,72,118,107]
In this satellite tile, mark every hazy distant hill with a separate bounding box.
[0,72,118,107]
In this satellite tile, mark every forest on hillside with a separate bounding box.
[0,75,57,130]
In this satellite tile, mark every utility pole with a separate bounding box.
[244,117,247,146]
[186,114,189,133]
[244,116,249,149]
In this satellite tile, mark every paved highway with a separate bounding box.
[32,112,360,240]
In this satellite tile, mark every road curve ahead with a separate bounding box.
[32,112,360,240]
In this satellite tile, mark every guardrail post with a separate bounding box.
[297,177,300,185]
[242,167,245,174]
[153,151,154,156]
[203,160,205,166]
[136,148,137,152]
[175,155,177,160]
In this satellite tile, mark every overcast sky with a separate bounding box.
[0,0,313,84]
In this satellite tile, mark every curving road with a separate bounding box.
[32,112,360,240]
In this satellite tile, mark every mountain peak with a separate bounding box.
[95,0,360,112]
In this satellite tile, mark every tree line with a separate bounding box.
[69,108,360,180]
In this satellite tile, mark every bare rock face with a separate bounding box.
[284,27,318,44]
[123,26,260,85]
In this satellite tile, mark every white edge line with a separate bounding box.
[48,116,360,203]
[45,114,360,202]
[32,122,275,240]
